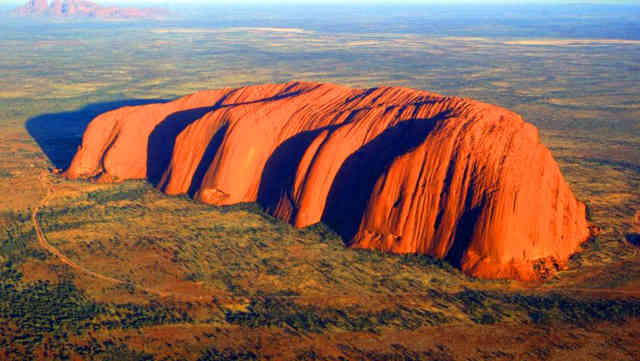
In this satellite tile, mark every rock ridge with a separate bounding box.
[11,0,167,19]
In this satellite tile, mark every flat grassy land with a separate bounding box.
[0,13,639,361]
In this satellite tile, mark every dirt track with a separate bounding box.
[31,171,212,300]
[32,171,128,286]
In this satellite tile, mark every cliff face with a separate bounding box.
[65,81,591,280]
[11,0,167,19]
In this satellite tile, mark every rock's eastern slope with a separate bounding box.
[11,0,167,19]
[65,82,591,280]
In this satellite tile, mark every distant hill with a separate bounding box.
[11,0,168,19]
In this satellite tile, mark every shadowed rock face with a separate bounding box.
[11,0,167,19]
[627,211,640,246]
[65,81,591,280]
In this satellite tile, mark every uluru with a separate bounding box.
[64,81,592,281]
[11,0,167,19]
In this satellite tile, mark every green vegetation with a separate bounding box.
[224,289,640,332]
[197,348,257,361]
[0,213,45,263]
[332,343,455,361]
[87,185,151,203]
[451,289,640,326]
[0,259,192,360]
[225,295,450,333]
[74,341,154,361]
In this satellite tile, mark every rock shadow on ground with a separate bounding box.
[26,99,168,170]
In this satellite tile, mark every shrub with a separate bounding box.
[198,348,258,361]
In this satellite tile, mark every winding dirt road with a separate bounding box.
[31,171,186,299]
[33,172,128,285]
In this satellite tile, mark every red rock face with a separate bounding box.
[65,82,591,280]
[11,0,167,19]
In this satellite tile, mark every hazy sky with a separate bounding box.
[1,0,636,4]
[1,0,637,10]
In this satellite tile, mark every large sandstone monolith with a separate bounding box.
[65,81,591,280]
